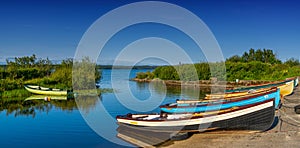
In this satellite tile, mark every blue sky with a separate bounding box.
[0,0,300,65]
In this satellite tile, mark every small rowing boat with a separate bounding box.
[277,80,294,97]
[160,87,280,114]
[226,78,295,93]
[204,88,268,100]
[24,85,68,96]
[116,98,275,132]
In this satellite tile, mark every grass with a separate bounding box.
[72,88,114,96]
[0,89,32,98]
[99,88,114,94]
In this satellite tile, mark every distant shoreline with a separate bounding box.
[0,64,158,69]
[132,78,274,88]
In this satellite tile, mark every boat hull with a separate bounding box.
[24,85,68,96]
[226,79,294,93]
[205,88,268,100]
[278,81,294,97]
[117,126,174,147]
[117,99,275,132]
[161,88,280,113]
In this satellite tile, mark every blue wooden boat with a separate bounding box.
[160,87,280,114]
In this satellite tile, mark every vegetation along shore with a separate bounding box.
[134,49,300,87]
[0,54,102,98]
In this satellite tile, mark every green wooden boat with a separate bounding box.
[24,85,68,96]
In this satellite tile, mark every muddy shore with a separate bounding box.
[165,82,300,148]
[132,78,276,89]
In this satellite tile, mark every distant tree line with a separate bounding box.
[136,49,300,81]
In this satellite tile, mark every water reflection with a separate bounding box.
[117,124,178,147]
[75,95,101,114]
[0,95,82,118]
[137,80,210,100]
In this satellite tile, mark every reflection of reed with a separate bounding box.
[139,81,210,100]
[136,82,147,90]
[0,96,79,118]
[75,95,101,114]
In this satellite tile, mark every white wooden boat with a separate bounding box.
[117,98,275,132]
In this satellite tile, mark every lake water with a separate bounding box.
[0,69,209,147]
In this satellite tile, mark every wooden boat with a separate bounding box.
[160,87,280,114]
[117,125,176,147]
[278,80,294,97]
[294,77,298,87]
[24,95,68,101]
[204,88,268,100]
[204,80,294,100]
[116,98,275,132]
[226,78,294,93]
[24,85,68,96]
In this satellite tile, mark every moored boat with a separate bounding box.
[160,87,280,114]
[277,80,294,97]
[117,125,176,147]
[200,80,293,100]
[180,79,295,104]
[116,98,275,132]
[24,85,68,96]
[226,78,295,93]
[294,77,299,87]
[204,88,268,100]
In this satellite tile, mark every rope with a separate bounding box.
[278,109,300,124]
[284,98,300,104]
[281,104,296,109]
[280,119,300,127]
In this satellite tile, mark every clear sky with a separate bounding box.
[1,0,300,65]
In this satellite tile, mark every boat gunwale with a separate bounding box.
[160,87,278,109]
[117,98,275,122]
[226,79,293,92]
[24,85,65,92]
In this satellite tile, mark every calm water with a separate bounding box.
[0,69,209,148]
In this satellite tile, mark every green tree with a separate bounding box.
[227,55,242,63]
[285,58,300,67]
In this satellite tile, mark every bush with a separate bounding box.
[137,61,300,81]
[136,71,154,79]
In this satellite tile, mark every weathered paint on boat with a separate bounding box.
[117,98,275,132]
[24,85,68,96]
[226,79,294,93]
[205,88,268,100]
